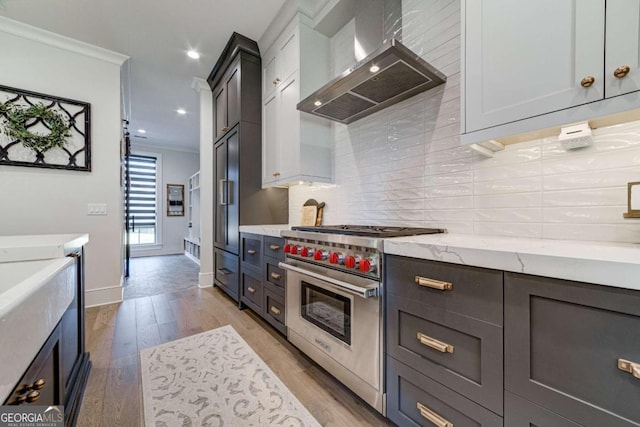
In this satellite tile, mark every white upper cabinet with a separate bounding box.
[605,0,640,98]
[261,14,332,188]
[462,0,640,145]
[464,0,605,133]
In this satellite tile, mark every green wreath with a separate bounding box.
[0,102,71,152]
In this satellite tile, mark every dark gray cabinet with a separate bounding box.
[208,33,288,302]
[240,233,286,335]
[386,357,503,427]
[505,272,640,426]
[504,392,582,427]
[385,255,504,418]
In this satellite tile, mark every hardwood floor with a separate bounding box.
[77,285,392,426]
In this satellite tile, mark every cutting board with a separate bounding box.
[300,199,325,226]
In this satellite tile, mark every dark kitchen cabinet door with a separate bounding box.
[505,272,640,426]
[214,129,240,255]
[213,61,241,142]
[214,84,226,141]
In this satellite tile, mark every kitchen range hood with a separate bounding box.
[297,0,446,124]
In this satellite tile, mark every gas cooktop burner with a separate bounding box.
[290,225,446,238]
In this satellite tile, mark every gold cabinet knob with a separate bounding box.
[580,76,596,87]
[221,126,229,132]
[25,391,40,403]
[614,65,631,79]
[247,287,256,294]
[31,379,46,390]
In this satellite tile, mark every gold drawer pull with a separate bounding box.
[270,272,281,280]
[270,306,281,316]
[415,276,452,291]
[417,402,453,427]
[221,126,229,132]
[269,244,281,251]
[618,359,640,379]
[247,249,257,255]
[247,287,256,294]
[417,332,454,353]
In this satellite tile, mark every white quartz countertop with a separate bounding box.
[239,224,290,238]
[384,234,640,291]
[0,233,89,262]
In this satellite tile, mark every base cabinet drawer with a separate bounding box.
[264,289,286,335]
[387,295,503,414]
[241,269,263,313]
[264,236,285,261]
[215,248,239,302]
[241,235,262,268]
[386,356,503,427]
[505,392,582,427]
[265,260,285,293]
[505,272,640,426]
[386,255,503,325]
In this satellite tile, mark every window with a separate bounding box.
[127,154,158,245]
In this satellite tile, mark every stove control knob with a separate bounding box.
[345,255,360,269]
[314,250,328,261]
[359,257,376,273]
[329,252,345,264]
[291,246,300,255]
[283,244,292,254]
[301,247,312,257]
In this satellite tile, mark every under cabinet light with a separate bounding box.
[187,50,200,59]
[138,129,146,134]
[177,108,186,115]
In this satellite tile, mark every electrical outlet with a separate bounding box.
[87,203,107,215]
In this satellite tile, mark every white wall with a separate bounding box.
[130,142,199,257]
[0,17,127,306]
[289,0,640,244]
[193,78,214,287]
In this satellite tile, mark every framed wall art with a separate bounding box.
[0,84,91,171]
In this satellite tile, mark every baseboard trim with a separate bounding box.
[199,272,214,288]
[86,284,123,307]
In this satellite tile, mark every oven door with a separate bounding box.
[280,259,382,393]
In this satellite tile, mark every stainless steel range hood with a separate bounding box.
[297,0,446,124]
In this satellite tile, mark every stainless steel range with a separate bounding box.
[279,225,445,413]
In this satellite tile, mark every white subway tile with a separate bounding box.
[473,161,541,182]
[424,209,474,222]
[474,208,542,223]
[474,192,541,209]
[424,170,473,187]
[425,196,473,210]
[542,166,640,190]
[543,147,640,175]
[543,223,640,243]
[425,183,473,198]
[543,206,629,224]
[474,222,542,239]
[474,176,542,195]
[542,187,627,207]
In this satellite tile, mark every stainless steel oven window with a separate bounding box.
[301,280,352,345]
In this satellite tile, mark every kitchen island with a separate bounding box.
[0,234,90,427]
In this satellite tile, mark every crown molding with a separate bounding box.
[0,16,128,65]
[191,77,210,93]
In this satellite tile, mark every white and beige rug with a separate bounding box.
[140,325,321,427]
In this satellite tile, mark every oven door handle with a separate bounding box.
[279,262,378,299]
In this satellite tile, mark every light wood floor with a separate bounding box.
[76,285,392,426]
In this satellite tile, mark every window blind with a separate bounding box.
[126,154,157,231]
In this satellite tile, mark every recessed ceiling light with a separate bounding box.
[187,50,200,59]
[138,129,146,134]
[177,108,187,115]
[314,100,322,107]
[369,65,380,73]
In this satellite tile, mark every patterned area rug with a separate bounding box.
[140,325,321,427]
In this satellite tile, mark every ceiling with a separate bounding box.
[0,0,288,151]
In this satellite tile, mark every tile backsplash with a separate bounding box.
[289,0,640,244]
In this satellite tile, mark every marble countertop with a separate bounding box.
[239,224,290,238]
[0,233,89,262]
[384,234,640,291]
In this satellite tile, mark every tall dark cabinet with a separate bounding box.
[208,33,288,302]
